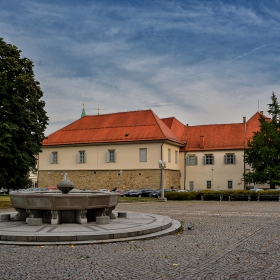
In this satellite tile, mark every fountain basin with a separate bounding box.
[10,191,119,225]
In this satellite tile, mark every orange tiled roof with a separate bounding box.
[180,112,270,152]
[161,117,186,139]
[43,110,184,146]
[245,111,268,140]
[181,123,246,151]
[43,109,269,150]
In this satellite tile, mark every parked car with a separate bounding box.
[249,188,264,192]
[150,189,172,198]
[46,186,58,191]
[137,188,155,197]
[120,190,140,197]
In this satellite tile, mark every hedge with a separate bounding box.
[164,190,280,200]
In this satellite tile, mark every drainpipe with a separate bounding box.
[37,153,40,188]
[243,116,247,190]
[160,142,164,189]
[184,152,187,190]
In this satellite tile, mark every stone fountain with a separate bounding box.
[10,174,119,225]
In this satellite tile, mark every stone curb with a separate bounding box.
[0,212,181,246]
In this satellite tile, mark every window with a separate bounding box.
[139,148,147,162]
[207,181,212,189]
[186,155,197,165]
[77,151,86,163]
[168,149,171,163]
[203,154,214,165]
[228,180,233,188]
[189,181,194,191]
[106,150,115,163]
[50,152,58,164]
[175,151,178,164]
[224,154,236,164]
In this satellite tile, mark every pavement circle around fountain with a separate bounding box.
[0,211,181,246]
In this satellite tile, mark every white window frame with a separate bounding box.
[77,151,86,163]
[203,154,214,165]
[189,181,194,191]
[175,151,178,164]
[139,148,147,162]
[228,180,233,188]
[106,150,115,163]
[186,155,197,165]
[224,154,236,164]
[50,152,58,164]
[168,149,171,163]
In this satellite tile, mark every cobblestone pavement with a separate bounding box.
[1,201,280,279]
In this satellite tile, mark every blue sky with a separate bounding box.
[1,0,280,135]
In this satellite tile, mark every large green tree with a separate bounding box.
[0,38,49,189]
[244,92,280,189]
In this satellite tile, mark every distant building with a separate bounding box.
[38,109,267,191]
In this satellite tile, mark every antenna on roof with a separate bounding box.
[98,104,100,115]
[258,99,259,112]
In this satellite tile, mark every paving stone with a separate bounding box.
[1,201,280,279]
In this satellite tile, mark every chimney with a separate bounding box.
[260,111,264,114]
[200,136,205,149]
[243,116,246,124]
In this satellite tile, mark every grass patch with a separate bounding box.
[118,197,158,203]
[0,195,12,209]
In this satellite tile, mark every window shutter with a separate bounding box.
[212,156,214,165]
[84,152,86,163]
[186,157,189,165]
[194,156,197,165]
[106,151,110,163]
[113,151,116,162]
[233,154,236,164]
[203,156,206,165]
[50,153,53,164]
[77,152,80,163]
[224,155,227,164]
[56,153,58,164]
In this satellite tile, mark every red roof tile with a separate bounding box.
[43,109,269,151]
[180,112,270,152]
[245,111,269,140]
[161,117,186,139]
[181,123,246,151]
[43,110,184,146]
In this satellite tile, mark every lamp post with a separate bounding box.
[158,160,167,202]
[211,167,214,188]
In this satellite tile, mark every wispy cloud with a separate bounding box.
[231,44,272,61]
[1,0,280,134]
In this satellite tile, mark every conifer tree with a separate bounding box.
[0,38,49,189]
[244,92,280,188]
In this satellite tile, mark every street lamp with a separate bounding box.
[158,160,167,202]
[211,167,214,188]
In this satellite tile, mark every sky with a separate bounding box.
[1,0,280,135]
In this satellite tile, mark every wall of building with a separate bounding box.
[179,150,246,190]
[38,169,181,190]
[39,142,181,171]
[38,141,182,190]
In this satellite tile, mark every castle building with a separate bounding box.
[38,109,266,191]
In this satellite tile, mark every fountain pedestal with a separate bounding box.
[10,175,119,225]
